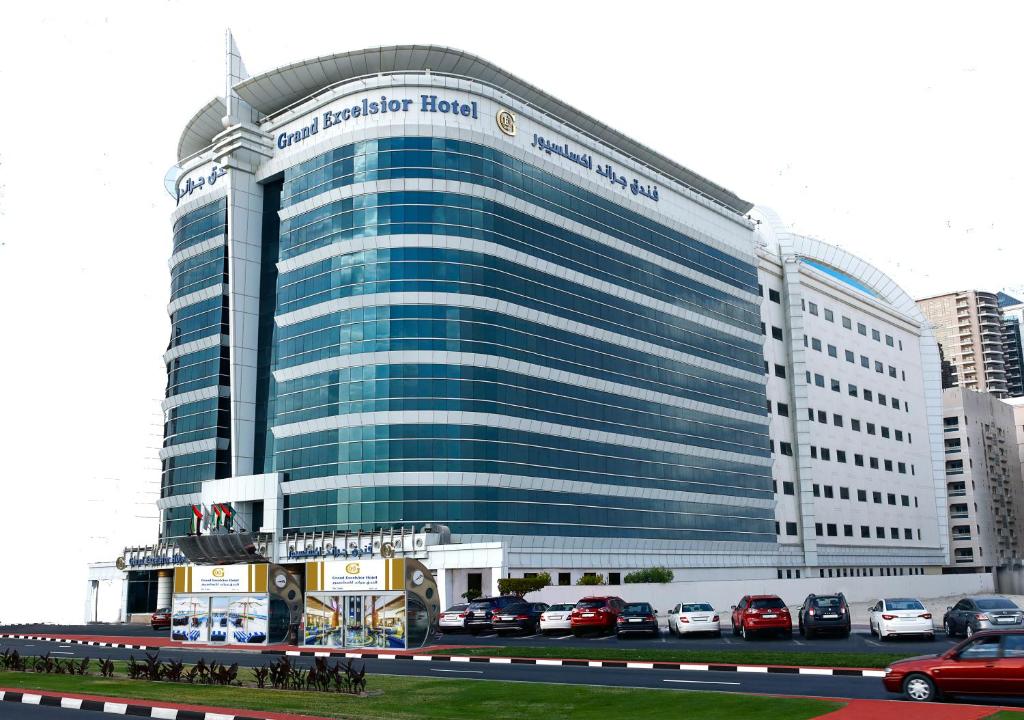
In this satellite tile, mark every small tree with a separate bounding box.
[461,589,482,601]
[624,567,674,584]
[497,572,551,598]
[576,574,605,586]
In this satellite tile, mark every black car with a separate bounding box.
[491,602,549,635]
[798,593,851,638]
[616,601,660,637]
[944,596,1024,638]
[465,596,521,635]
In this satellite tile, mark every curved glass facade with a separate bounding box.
[267,136,772,542]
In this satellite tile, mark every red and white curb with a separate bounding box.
[0,633,887,678]
[0,689,274,719]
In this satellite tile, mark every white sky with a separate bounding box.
[0,1,1021,623]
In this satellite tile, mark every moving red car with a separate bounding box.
[731,595,791,639]
[150,607,171,631]
[570,596,624,635]
[883,629,1024,702]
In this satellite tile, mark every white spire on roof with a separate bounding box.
[223,29,254,128]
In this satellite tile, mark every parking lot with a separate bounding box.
[436,625,958,656]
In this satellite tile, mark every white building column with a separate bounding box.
[156,570,173,610]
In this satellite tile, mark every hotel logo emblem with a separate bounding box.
[212,568,225,578]
[345,562,361,574]
[496,109,516,136]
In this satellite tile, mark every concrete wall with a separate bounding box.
[996,565,1024,595]
[529,572,995,621]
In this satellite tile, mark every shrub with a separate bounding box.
[624,567,675,584]
[461,589,482,601]
[498,572,551,598]
[576,574,605,586]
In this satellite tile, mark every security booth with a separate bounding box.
[302,557,439,649]
[170,563,302,646]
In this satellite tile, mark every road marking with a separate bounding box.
[865,640,884,647]
[520,634,540,639]
[721,637,732,644]
[553,634,575,640]
[664,679,741,686]
[792,639,804,646]
[50,651,75,655]
[59,645,73,648]
[431,668,483,674]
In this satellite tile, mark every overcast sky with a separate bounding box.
[0,1,1021,623]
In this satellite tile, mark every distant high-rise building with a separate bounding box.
[917,291,1011,398]
[998,293,1024,398]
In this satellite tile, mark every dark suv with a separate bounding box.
[798,593,851,638]
[465,596,520,635]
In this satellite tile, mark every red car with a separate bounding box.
[731,595,792,639]
[570,596,625,635]
[150,607,171,630]
[883,629,1024,702]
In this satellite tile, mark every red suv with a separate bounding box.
[731,595,792,639]
[883,629,1024,702]
[570,596,625,635]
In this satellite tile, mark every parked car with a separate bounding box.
[868,598,934,641]
[883,629,1024,701]
[731,595,791,639]
[943,596,1024,638]
[667,602,720,637]
[439,603,470,633]
[465,596,521,635]
[151,607,171,631]
[492,602,548,635]
[616,602,660,637]
[570,596,625,635]
[797,593,851,638]
[539,603,576,634]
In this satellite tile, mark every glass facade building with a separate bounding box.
[160,42,780,574]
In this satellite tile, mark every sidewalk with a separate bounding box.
[816,698,1016,719]
[0,686,334,719]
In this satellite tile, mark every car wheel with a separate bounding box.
[732,623,740,636]
[714,630,721,638]
[903,673,937,702]
[741,624,749,640]
[943,620,954,637]
[798,622,805,636]
[805,627,815,640]
[965,624,974,638]
[926,633,935,642]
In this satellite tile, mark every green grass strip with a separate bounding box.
[0,670,842,720]
[431,645,908,669]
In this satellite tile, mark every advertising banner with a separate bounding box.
[170,596,208,643]
[306,559,405,592]
[173,564,268,594]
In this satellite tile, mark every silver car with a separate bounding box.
[439,603,470,633]
[943,596,1023,637]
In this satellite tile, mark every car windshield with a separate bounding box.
[681,603,714,612]
[155,608,170,613]
[811,597,842,609]
[548,604,575,611]
[576,600,606,609]
[623,603,652,614]
[885,599,924,611]
[468,601,496,610]
[751,598,786,609]
[976,598,1019,610]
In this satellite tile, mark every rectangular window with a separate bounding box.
[844,524,854,537]
[851,419,861,431]
[858,322,867,335]
[872,329,881,341]
[808,301,819,315]
[840,486,850,500]
[893,397,900,409]
[901,495,910,507]
[881,426,890,438]
[827,523,837,536]
[845,350,854,363]
[827,344,837,358]
[807,408,814,420]
[836,450,847,463]
[904,528,913,540]
[843,316,852,329]
[824,485,834,498]
[886,334,894,347]
[761,322,766,335]
[812,337,822,351]
[898,462,907,474]
[887,493,896,505]
[857,489,867,502]
[810,446,818,459]
[854,454,864,466]
[774,364,786,378]
[861,525,870,538]
[884,459,893,472]
[831,378,841,392]
[867,423,876,435]
[758,283,763,296]
[860,356,870,369]
[869,457,879,469]
[814,373,825,387]
[769,289,781,303]
[815,523,823,537]
[895,430,903,441]
[783,481,795,495]
[878,393,887,406]
[558,572,571,586]
[824,309,834,322]
[780,442,793,456]
[888,365,897,378]
[864,389,873,401]
[873,491,882,504]
[772,326,784,340]
[786,522,798,536]
[848,383,858,397]
[876,526,885,538]
[817,410,827,423]
[777,402,789,417]
[833,414,843,427]
[821,448,831,461]
[813,484,821,497]
[875,360,884,373]
[890,527,899,539]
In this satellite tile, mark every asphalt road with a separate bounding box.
[0,705,109,719]
[2,635,1024,709]
[0,623,956,656]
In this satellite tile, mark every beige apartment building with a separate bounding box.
[918,291,1010,398]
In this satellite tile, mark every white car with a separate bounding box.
[539,603,576,634]
[439,603,470,633]
[667,602,721,637]
[868,598,935,641]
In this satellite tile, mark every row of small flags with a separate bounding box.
[190,503,234,535]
